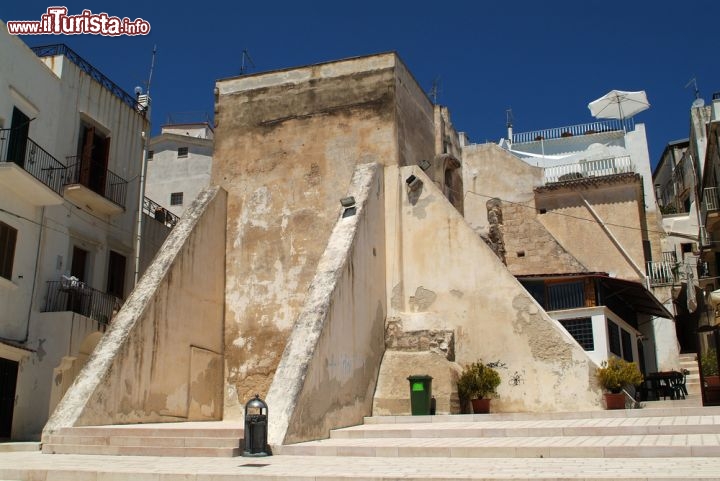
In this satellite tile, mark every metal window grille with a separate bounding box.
[170,192,184,206]
[546,281,585,310]
[177,147,188,158]
[560,317,594,351]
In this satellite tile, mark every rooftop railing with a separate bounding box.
[64,157,128,208]
[543,155,634,184]
[512,119,633,145]
[30,44,147,116]
[143,196,179,228]
[43,279,121,325]
[0,129,67,194]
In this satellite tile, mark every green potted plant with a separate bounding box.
[595,357,643,409]
[701,348,719,386]
[457,360,501,414]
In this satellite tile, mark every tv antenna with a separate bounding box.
[685,77,705,108]
[506,108,514,128]
[240,49,255,75]
[428,77,441,104]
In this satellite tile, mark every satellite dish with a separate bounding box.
[692,98,706,108]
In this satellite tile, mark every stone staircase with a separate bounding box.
[275,405,720,458]
[680,352,701,396]
[41,421,243,457]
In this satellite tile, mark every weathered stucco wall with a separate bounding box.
[502,202,589,275]
[535,177,647,281]
[213,53,433,419]
[394,58,435,168]
[380,166,602,413]
[266,163,386,445]
[43,187,226,435]
[462,144,543,236]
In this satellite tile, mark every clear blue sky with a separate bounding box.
[4,1,720,167]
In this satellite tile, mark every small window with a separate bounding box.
[177,147,188,158]
[621,329,633,362]
[170,192,184,206]
[607,320,621,356]
[561,317,594,351]
[681,243,692,254]
[147,150,154,160]
[0,221,18,280]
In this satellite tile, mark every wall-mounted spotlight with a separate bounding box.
[340,196,356,217]
[405,174,423,192]
[418,159,431,171]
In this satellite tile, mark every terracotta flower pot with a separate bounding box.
[604,392,626,410]
[471,398,491,414]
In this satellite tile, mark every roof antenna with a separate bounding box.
[428,77,441,105]
[685,77,705,108]
[240,49,255,75]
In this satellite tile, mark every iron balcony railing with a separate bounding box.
[143,196,179,227]
[512,119,633,145]
[0,128,67,195]
[704,187,720,213]
[64,156,128,208]
[646,260,677,286]
[44,279,122,325]
[30,44,147,116]
[543,155,634,184]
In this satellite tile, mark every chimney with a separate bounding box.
[712,92,720,121]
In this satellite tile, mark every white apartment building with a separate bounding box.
[0,24,147,440]
[144,122,213,219]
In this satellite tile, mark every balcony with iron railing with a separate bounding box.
[143,196,179,228]
[43,279,122,325]
[0,128,67,206]
[63,156,128,215]
[543,155,635,184]
[646,260,677,287]
[512,119,633,145]
[702,187,720,225]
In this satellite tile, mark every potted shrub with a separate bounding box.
[701,348,719,386]
[457,360,501,414]
[595,357,643,409]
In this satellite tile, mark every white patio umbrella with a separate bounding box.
[588,90,650,121]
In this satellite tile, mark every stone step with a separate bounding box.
[43,434,240,448]
[275,433,720,458]
[271,406,720,459]
[0,442,39,453]
[330,416,720,439]
[4,453,720,481]
[41,443,241,457]
[363,405,720,424]
[41,421,244,457]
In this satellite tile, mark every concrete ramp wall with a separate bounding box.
[381,166,602,413]
[266,163,386,446]
[43,186,227,436]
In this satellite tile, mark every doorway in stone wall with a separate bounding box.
[0,357,19,439]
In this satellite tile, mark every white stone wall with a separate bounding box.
[145,131,213,218]
[0,23,146,439]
